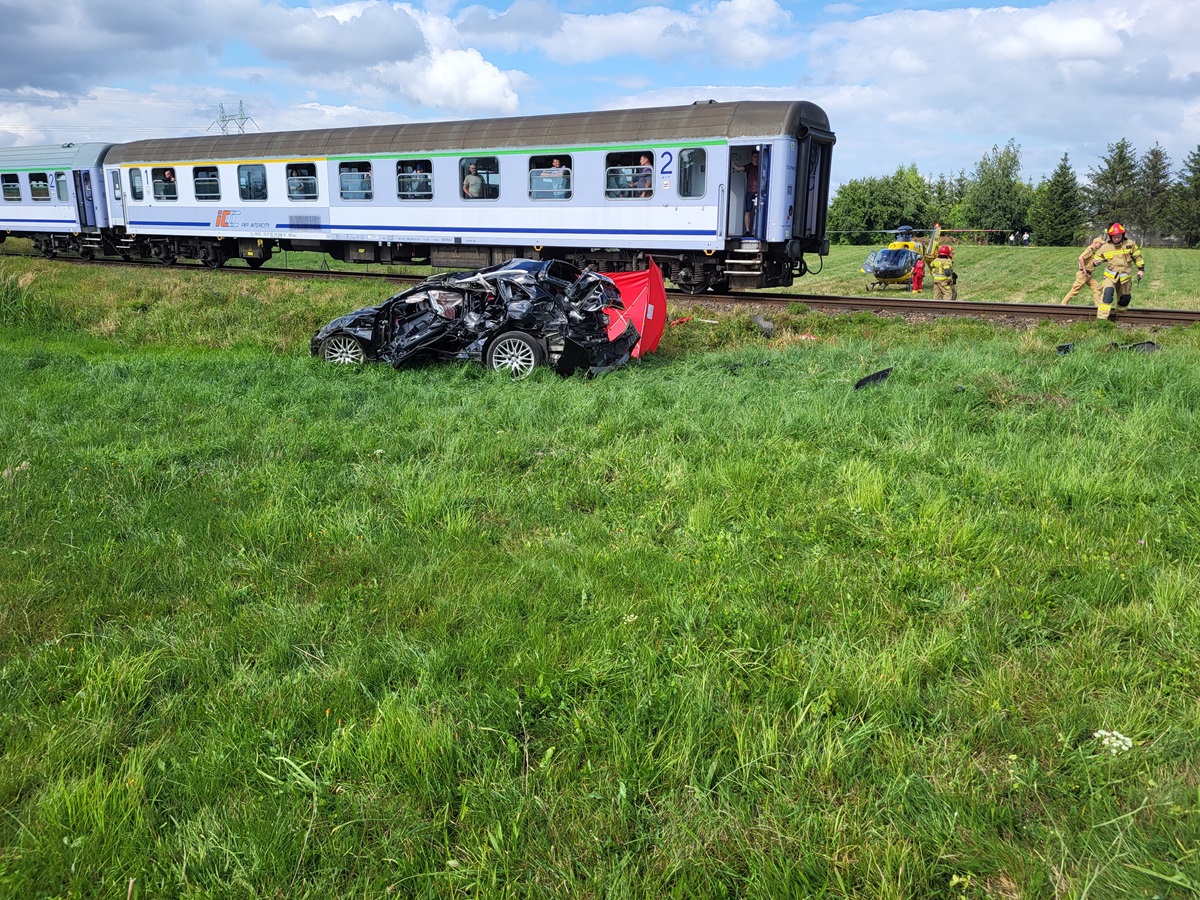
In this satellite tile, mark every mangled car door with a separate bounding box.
[380,288,468,366]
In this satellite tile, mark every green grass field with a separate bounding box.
[2,247,1199,898]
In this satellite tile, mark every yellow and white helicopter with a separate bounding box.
[861,224,943,291]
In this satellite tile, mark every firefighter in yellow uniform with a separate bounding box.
[1092,222,1144,320]
[931,245,957,300]
[1061,234,1105,305]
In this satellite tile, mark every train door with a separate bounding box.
[729,145,769,238]
[755,146,770,237]
[72,171,98,230]
[105,168,126,227]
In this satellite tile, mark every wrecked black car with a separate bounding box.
[311,259,640,378]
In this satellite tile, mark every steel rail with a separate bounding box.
[684,291,1200,327]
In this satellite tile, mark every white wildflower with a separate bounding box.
[1093,730,1133,755]
[622,614,638,626]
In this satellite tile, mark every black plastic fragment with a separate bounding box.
[1056,342,1074,354]
[1108,340,1160,353]
[854,367,893,390]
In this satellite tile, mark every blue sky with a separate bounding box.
[1,0,1197,192]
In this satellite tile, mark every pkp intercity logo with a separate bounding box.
[214,210,271,229]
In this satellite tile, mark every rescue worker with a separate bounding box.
[931,244,957,300]
[1092,222,1145,321]
[911,255,925,292]
[1061,234,1105,306]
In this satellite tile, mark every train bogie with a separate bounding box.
[9,102,834,289]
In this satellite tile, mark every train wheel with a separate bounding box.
[675,278,711,295]
[319,334,366,364]
[246,258,265,269]
[486,331,543,379]
[203,254,226,269]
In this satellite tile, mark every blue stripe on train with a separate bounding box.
[126,220,717,238]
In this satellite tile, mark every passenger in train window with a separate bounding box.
[545,158,570,199]
[463,162,484,199]
[414,163,431,198]
[634,153,653,198]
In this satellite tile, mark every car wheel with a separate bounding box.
[486,331,544,379]
[320,334,367,364]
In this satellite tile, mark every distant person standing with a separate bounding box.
[1061,234,1106,306]
[1092,222,1145,321]
[911,255,925,293]
[931,245,957,300]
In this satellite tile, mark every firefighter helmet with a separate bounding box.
[1107,222,1126,239]
[937,245,952,257]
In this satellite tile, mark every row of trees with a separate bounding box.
[827,139,1200,247]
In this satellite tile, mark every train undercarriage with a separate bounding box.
[20,230,817,292]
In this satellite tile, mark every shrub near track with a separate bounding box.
[1,256,1199,898]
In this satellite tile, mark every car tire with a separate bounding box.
[486,331,544,379]
[320,334,367,364]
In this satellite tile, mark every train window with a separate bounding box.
[193,166,220,201]
[111,171,122,202]
[605,151,653,199]
[238,165,268,201]
[460,157,498,200]
[286,163,318,201]
[55,172,69,202]
[528,155,572,200]
[2,173,21,201]
[129,169,144,201]
[397,160,432,200]
[339,162,373,201]
[152,168,178,201]
[677,149,706,198]
[29,173,51,201]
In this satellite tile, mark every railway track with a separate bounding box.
[688,291,1200,327]
[6,249,1198,327]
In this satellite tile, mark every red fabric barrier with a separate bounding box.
[603,257,666,358]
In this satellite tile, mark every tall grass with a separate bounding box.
[1,255,1199,898]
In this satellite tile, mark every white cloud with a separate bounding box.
[374,49,523,115]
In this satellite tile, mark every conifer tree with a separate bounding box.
[1028,154,1085,246]
[1134,143,1172,244]
[1167,145,1200,248]
[1085,139,1138,232]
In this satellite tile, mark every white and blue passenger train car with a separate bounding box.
[0,142,113,254]
[1,100,834,292]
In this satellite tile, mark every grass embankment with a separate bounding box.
[1,255,1199,898]
[800,244,1195,309]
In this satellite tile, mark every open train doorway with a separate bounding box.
[729,145,768,238]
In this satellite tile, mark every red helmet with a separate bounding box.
[937,245,952,257]
[1108,222,1125,238]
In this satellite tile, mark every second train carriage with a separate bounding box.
[0,142,113,255]
[4,100,834,291]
